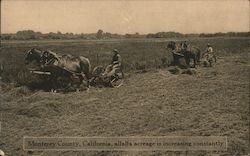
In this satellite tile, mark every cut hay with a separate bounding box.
[167,66,182,74]
[181,68,197,75]
[168,66,197,75]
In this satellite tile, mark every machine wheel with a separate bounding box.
[110,69,124,88]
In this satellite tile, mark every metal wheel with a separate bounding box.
[110,69,124,88]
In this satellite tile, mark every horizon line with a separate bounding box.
[1,30,249,35]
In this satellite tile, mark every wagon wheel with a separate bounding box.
[110,69,124,88]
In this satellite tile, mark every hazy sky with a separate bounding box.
[1,0,249,34]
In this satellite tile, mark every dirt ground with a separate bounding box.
[0,51,249,155]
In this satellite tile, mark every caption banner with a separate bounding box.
[23,136,227,151]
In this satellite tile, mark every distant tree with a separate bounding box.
[146,33,156,38]
[146,31,184,38]
[1,30,249,40]
[125,34,132,38]
[96,29,103,39]
[15,30,43,39]
[103,32,112,39]
[0,34,11,40]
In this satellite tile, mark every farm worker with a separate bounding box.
[180,42,183,50]
[205,43,217,62]
[104,49,122,76]
[181,41,188,52]
[183,41,188,50]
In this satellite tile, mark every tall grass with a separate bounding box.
[0,37,249,83]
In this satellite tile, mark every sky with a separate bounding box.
[1,0,249,34]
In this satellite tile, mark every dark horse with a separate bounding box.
[166,41,201,68]
[24,48,91,88]
[24,48,43,66]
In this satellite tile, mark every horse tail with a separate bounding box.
[193,46,201,62]
[79,56,91,80]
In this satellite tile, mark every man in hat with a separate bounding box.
[181,41,188,51]
[205,43,216,63]
[183,41,188,50]
[104,49,122,76]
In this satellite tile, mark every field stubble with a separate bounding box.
[0,37,249,156]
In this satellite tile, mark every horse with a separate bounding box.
[24,48,58,90]
[166,41,201,68]
[40,50,91,87]
[24,48,91,90]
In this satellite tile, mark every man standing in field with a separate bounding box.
[203,43,217,67]
[205,43,217,63]
[181,41,188,52]
[104,49,122,76]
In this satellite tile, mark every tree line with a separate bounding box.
[1,29,249,40]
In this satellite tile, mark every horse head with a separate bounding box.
[41,50,59,66]
[24,48,43,65]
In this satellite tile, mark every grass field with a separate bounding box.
[0,37,248,82]
[0,37,249,156]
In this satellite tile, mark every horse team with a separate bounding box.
[24,41,216,90]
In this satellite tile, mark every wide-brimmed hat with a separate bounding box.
[113,49,118,53]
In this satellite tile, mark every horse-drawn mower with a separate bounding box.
[21,48,125,92]
[90,65,124,88]
[25,65,124,91]
[21,48,124,91]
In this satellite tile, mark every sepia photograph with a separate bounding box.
[0,0,249,155]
